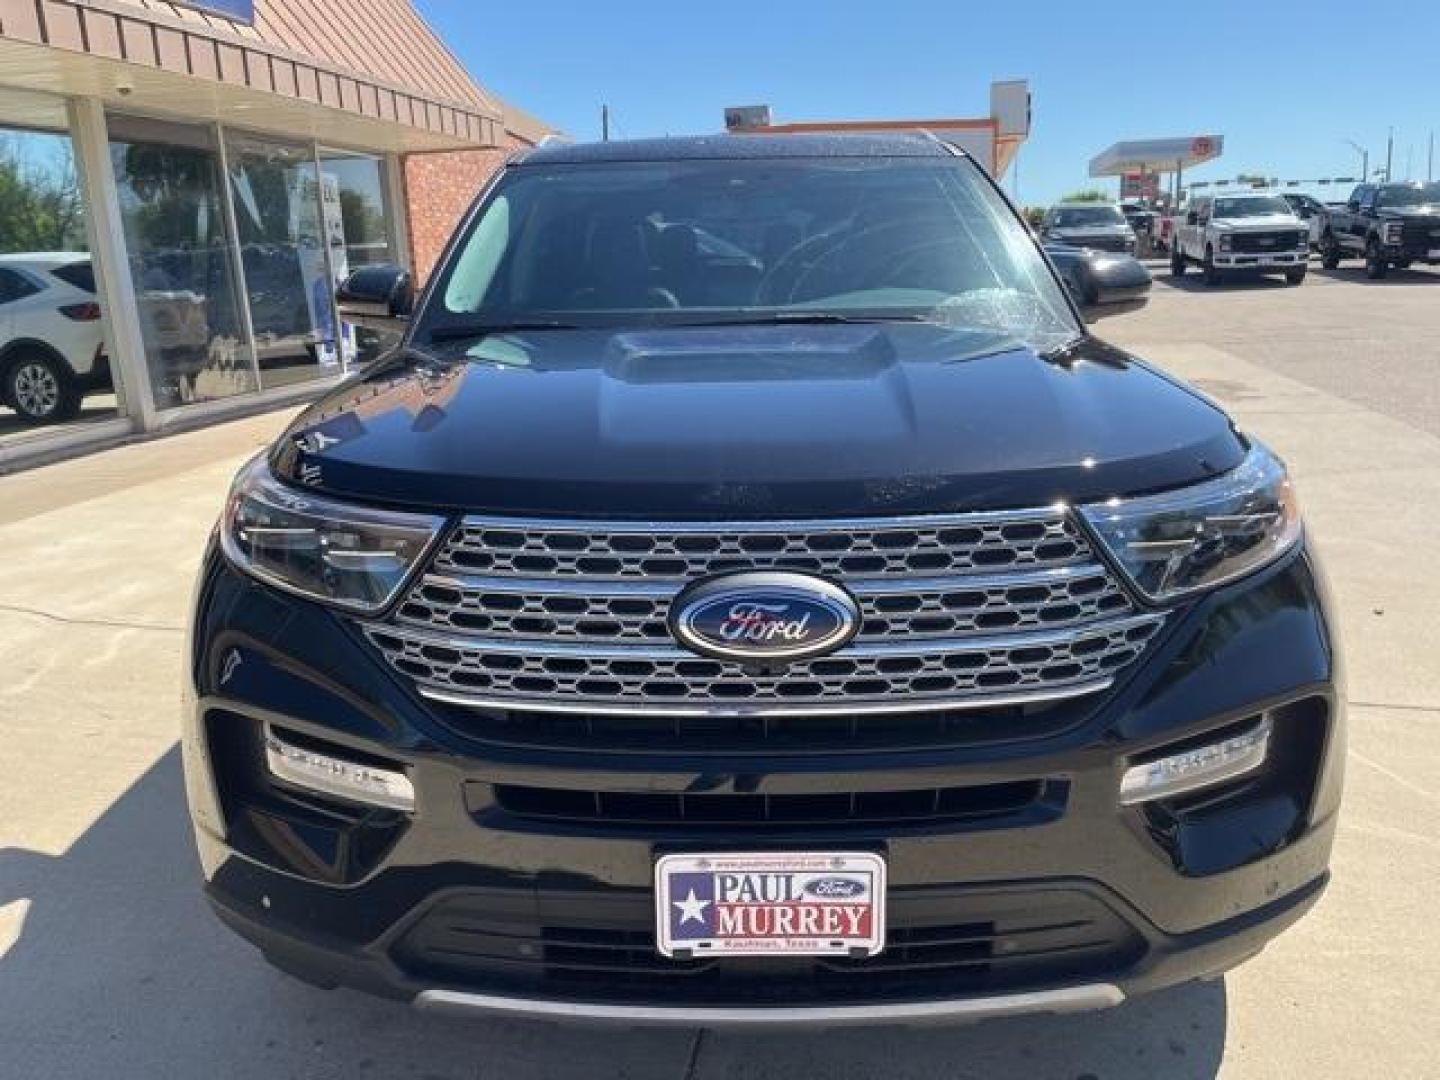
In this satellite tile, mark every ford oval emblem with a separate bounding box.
[803,876,868,900]
[669,572,860,663]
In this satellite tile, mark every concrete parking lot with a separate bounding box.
[1,265,1437,1078]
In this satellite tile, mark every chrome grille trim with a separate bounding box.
[372,612,1164,661]
[362,613,1165,716]
[413,681,1118,718]
[433,510,1091,581]
[395,565,1134,644]
[365,509,1165,717]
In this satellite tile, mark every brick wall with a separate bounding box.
[403,138,530,282]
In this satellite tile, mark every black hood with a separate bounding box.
[272,325,1244,517]
[1377,204,1440,220]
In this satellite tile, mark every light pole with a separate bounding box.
[1342,139,1368,183]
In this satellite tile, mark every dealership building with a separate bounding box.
[0,0,552,468]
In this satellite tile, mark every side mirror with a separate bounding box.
[1347,200,1360,211]
[337,264,414,330]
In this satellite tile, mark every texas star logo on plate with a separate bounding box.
[655,852,886,958]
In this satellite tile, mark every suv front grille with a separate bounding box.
[1230,230,1306,253]
[433,512,1089,579]
[1400,219,1440,252]
[363,511,1165,717]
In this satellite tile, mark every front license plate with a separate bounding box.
[655,851,885,958]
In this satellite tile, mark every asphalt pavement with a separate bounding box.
[1,265,1437,1078]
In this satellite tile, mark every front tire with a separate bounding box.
[1170,247,1187,276]
[1285,267,1307,285]
[3,351,81,424]
[1202,247,1222,286]
[1319,233,1342,269]
[1365,238,1389,280]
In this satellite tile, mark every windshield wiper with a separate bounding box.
[665,312,941,328]
[426,319,582,343]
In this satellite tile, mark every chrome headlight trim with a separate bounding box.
[1079,442,1303,604]
[219,454,446,614]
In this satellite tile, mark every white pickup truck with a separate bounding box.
[1169,193,1310,286]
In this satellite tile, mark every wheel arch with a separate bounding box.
[0,337,78,379]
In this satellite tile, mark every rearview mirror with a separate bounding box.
[337,264,414,330]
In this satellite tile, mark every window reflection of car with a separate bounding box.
[0,253,110,424]
[1040,203,1138,255]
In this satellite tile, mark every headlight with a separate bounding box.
[1217,234,1233,251]
[1080,443,1302,603]
[220,455,445,613]
[1383,222,1404,244]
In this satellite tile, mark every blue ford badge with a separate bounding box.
[803,876,868,899]
[670,572,860,662]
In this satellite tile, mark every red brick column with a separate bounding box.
[402,139,530,282]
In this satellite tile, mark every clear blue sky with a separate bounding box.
[418,0,1440,207]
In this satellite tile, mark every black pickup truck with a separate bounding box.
[1318,181,1440,278]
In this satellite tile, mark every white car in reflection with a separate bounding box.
[0,252,109,424]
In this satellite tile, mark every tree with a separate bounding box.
[0,139,87,254]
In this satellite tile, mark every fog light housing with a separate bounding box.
[1119,719,1271,806]
[264,728,415,812]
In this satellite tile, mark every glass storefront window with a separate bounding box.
[109,115,254,410]
[0,90,122,445]
[225,132,340,389]
[319,149,398,364]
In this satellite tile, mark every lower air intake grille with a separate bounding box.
[390,886,1147,1005]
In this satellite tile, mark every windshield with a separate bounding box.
[1049,206,1125,227]
[1213,196,1291,218]
[418,156,1078,352]
[1378,183,1440,207]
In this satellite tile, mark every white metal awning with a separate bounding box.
[1089,136,1224,177]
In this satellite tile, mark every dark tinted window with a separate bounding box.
[1377,183,1440,208]
[425,156,1077,350]
[1049,206,1126,227]
[52,261,96,293]
[0,267,42,304]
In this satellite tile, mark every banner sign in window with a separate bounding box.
[176,0,255,23]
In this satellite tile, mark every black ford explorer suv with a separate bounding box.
[185,134,1343,1027]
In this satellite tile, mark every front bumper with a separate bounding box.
[1213,251,1308,268]
[184,543,1343,1023]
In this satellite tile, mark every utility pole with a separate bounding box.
[1343,139,1368,182]
[1385,126,1394,181]
[601,104,610,143]
[1429,131,1435,182]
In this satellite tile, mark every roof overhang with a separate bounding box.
[0,0,502,152]
[1089,136,1224,177]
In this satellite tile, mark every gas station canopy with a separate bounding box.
[1089,136,1224,177]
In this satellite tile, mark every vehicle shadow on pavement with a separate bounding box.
[1154,274,1297,294]
[0,748,1227,1079]
[1310,266,1440,285]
